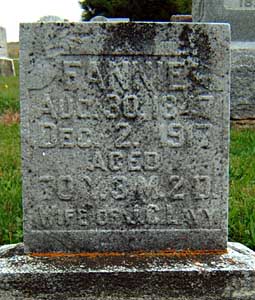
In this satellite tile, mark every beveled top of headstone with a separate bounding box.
[193,0,255,41]
[0,26,8,57]
[20,22,230,253]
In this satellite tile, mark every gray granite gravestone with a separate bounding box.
[20,22,230,254]
[0,57,15,76]
[230,42,255,120]
[193,0,255,41]
[0,26,8,57]
[0,21,253,300]
[0,26,16,76]
[193,0,255,120]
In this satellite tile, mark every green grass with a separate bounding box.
[229,129,255,250]
[0,60,19,114]
[0,123,22,244]
[0,61,22,245]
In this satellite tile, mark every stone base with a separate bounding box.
[0,57,15,77]
[0,243,254,299]
[231,42,255,120]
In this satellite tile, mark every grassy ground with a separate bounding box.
[0,62,255,249]
[229,129,255,249]
[0,60,22,244]
[0,123,22,244]
[0,61,19,115]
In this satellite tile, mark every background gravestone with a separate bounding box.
[230,43,255,120]
[0,26,15,77]
[193,0,255,120]
[193,0,255,41]
[20,22,230,253]
[0,26,8,57]
[0,58,16,77]
[38,15,66,22]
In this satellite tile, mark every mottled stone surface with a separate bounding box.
[0,243,255,299]
[231,42,255,119]
[0,26,7,57]
[192,0,255,41]
[0,58,15,76]
[20,22,230,253]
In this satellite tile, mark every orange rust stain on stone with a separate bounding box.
[30,249,228,258]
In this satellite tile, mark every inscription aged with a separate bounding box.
[20,22,230,252]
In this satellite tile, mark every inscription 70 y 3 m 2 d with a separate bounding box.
[20,22,231,253]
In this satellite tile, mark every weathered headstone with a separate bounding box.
[0,21,254,300]
[20,22,230,253]
[0,57,15,76]
[0,26,16,77]
[193,0,255,120]
[90,16,109,22]
[231,43,255,119]
[91,17,130,22]
[193,0,255,41]
[0,26,8,57]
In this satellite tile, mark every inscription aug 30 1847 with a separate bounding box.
[20,22,230,253]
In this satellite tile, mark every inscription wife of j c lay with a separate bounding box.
[26,54,224,231]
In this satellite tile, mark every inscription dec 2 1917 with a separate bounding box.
[20,22,230,253]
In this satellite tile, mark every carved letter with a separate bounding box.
[123,95,139,119]
[77,128,92,148]
[162,95,178,119]
[59,128,74,148]
[57,175,74,201]
[39,175,55,201]
[144,152,161,171]
[93,151,107,171]
[194,175,211,200]
[109,151,124,171]
[169,175,185,200]
[111,176,128,200]
[128,151,142,171]
[146,204,160,225]
[104,94,121,119]
[115,122,132,148]
[40,94,57,119]
[58,97,73,119]
[136,176,161,201]
[77,98,98,119]
[39,122,57,148]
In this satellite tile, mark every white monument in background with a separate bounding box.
[0,26,8,57]
[0,25,15,76]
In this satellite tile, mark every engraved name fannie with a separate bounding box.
[20,22,230,252]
